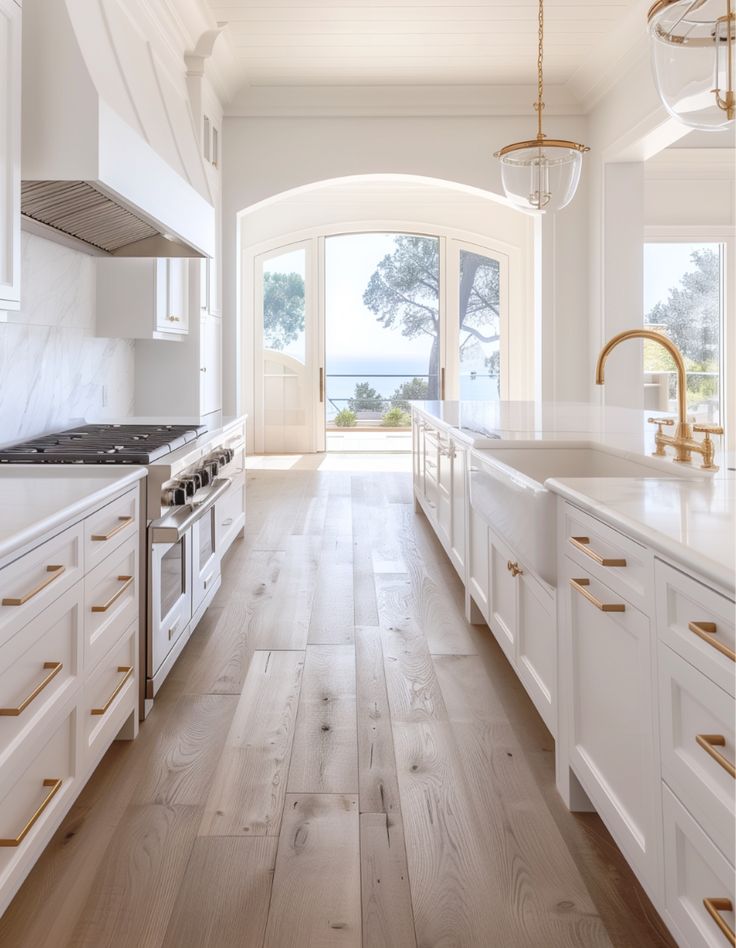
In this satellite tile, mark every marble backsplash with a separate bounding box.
[0,232,135,446]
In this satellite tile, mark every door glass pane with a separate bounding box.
[325,233,440,431]
[263,249,306,365]
[161,540,184,617]
[458,250,501,400]
[644,243,723,424]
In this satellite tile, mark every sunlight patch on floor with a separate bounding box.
[247,453,413,472]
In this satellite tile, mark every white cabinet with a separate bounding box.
[0,0,21,310]
[96,258,189,339]
[0,482,141,916]
[200,313,221,415]
[560,555,661,891]
[412,415,466,581]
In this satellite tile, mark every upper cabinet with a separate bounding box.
[96,257,190,339]
[0,0,21,310]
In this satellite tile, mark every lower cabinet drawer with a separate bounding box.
[656,559,735,698]
[0,583,83,770]
[217,472,245,557]
[0,522,84,650]
[84,488,138,573]
[659,644,735,866]
[84,534,137,672]
[80,622,137,775]
[0,701,77,907]
[663,784,736,948]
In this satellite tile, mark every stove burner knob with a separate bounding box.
[207,459,220,478]
[198,467,211,487]
[178,477,197,497]
[164,486,188,506]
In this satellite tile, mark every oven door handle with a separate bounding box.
[150,478,232,544]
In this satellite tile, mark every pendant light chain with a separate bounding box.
[536,0,545,140]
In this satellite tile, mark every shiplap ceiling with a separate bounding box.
[205,0,641,92]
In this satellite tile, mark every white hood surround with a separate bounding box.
[21,0,215,258]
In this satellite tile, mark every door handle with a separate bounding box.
[440,367,446,400]
[319,368,324,403]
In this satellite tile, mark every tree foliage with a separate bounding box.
[644,249,719,368]
[391,377,430,411]
[348,381,384,412]
[362,237,501,396]
[263,271,305,350]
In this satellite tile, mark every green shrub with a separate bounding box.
[381,407,411,428]
[334,409,358,427]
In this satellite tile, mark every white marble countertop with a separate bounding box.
[0,467,147,566]
[548,476,735,595]
[413,400,735,594]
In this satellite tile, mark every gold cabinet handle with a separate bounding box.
[570,577,625,613]
[507,560,523,577]
[569,536,627,567]
[91,575,134,613]
[91,516,133,542]
[0,662,63,716]
[696,734,736,779]
[0,778,63,847]
[91,666,133,716]
[2,565,65,607]
[703,898,736,945]
[167,315,181,322]
[689,621,736,663]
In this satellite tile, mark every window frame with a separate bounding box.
[644,226,734,451]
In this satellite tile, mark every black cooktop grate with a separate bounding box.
[0,423,208,465]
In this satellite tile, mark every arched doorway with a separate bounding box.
[239,176,535,454]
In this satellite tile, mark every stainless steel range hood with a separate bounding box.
[21,0,215,258]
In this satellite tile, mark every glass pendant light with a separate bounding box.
[648,0,735,130]
[495,0,590,213]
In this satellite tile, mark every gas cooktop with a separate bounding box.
[0,423,208,465]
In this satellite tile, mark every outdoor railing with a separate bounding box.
[326,373,432,426]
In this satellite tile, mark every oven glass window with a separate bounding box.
[161,539,184,617]
[199,509,215,566]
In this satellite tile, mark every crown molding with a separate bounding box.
[224,83,585,118]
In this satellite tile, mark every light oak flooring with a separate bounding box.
[0,466,677,948]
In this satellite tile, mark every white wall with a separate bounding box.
[0,233,134,445]
[221,113,592,415]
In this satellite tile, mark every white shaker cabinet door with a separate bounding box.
[562,557,662,896]
[0,0,21,310]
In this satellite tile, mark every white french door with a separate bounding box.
[444,239,510,402]
[253,240,324,454]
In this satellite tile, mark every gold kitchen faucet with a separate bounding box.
[595,329,724,472]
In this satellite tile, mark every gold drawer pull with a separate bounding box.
[2,565,65,607]
[696,734,736,779]
[570,577,625,613]
[91,516,133,542]
[91,576,133,613]
[0,778,63,847]
[569,536,626,567]
[689,621,736,663]
[703,898,736,945]
[91,666,133,716]
[507,560,523,577]
[0,662,63,716]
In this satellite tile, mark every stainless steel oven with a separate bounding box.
[147,476,231,697]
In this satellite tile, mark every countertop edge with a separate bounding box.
[0,468,147,566]
[548,478,735,598]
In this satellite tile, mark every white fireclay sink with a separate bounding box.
[468,445,702,586]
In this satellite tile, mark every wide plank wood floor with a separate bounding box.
[0,465,676,948]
